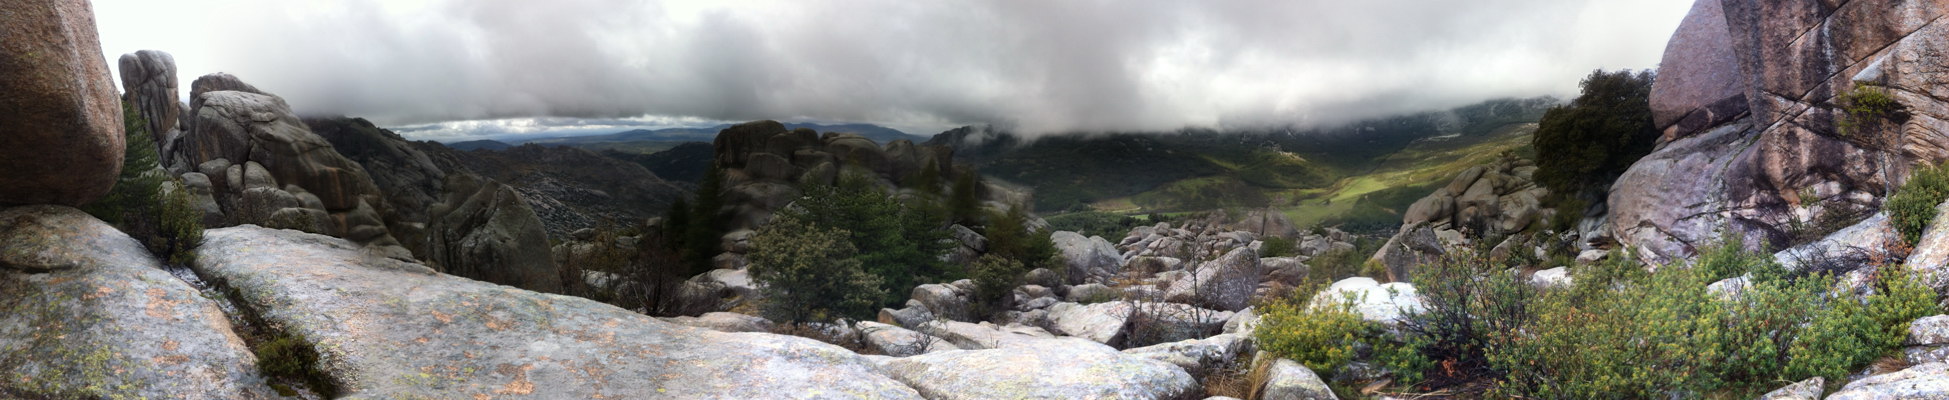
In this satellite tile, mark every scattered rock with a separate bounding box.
[1122,333,1252,378]
[1757,377,1824,400]
[1163,246,1263,311]
[1256,355,1338,400]
[1530,267,1572,289]
[1309,277,1425,326]
[1826,362,1949,400]
[859,321,960,357]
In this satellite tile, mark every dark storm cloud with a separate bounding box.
[95,0,1691,137]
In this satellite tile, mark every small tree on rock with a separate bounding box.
[746,213,886,324]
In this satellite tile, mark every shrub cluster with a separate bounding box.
[746,213,886,323]
[1890,162,1949,245]
[1255,241,1940,398]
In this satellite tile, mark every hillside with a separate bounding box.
[518,122,922,155]
[938,97,1554,231]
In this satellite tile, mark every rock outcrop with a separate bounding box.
[305,117,569,294]
[0,206,274,399]
[1612,0,1949,264]
[0,0,123,207]
[424,176,565,294]
[447,143,690,239]
[119,50,182,156]
[878,338,1198,400]
[165,74,409,258]
[194,225,923,399]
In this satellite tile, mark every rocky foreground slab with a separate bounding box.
[195,225,921,399]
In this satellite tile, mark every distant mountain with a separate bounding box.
[928,97,1558,232]
[603,142,716,184]
[448,140,513,151]
[520,122,920,155]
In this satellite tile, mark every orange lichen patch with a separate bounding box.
[162,340,180,351]
[84,285,113,300]
[431,310,454,324]
[145,288,184,319]
[153,355,190,365]
[483,315,512,331]
[492,364,536,395]
[473,394,491,400]
[415,336,431,344]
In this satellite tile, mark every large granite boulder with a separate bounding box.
[425,175,564,294]
[1164,246,1263,311]
[1256,356,1338,400]
[0,0,123,207]
[879,338,1198,400]
[1046,301,1134,346]
[0,206,274,399]
[1614,0,1949,263]
[1122,333,1251,379]
[1054,231,1124,284]
[1649,0,1748,139]
[1309,277,1426,326]
[194,225,923,399]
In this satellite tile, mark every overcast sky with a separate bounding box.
[92,0,1693,139]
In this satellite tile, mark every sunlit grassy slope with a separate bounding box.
[1277,123,1536,231]
[1096,123,1533,233]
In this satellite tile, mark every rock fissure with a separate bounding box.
[180,263,341,398]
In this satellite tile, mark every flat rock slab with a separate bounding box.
[196,226,920,399]
[0,206,274,399]
[881,338,1196,400]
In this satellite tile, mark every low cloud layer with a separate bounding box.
[94,0,1692,137]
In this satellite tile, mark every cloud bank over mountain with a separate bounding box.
[95,0,1690,136]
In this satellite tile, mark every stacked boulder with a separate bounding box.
[110,63,414,259]
[1375,157,1553,281]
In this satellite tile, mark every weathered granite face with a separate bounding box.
[1614,0,1949,264]
[0,0,124,207]
[878,338,1198,400]
[1649,0,1748,140]
[194,226,922,399]
[0,206,275,399]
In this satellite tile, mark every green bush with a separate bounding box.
[1889,162,1949,245]
[1784,265,1941,381]
[1531,69,1658,201]
[1836,84,1906,139]
[1400,251,1537,386]
[984,205,1058,274]
[792,170,954,307]
[1254,290,1380,374]
[746,214,886,324]
[968,254,1027,309]
[1259,236,1297,258]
